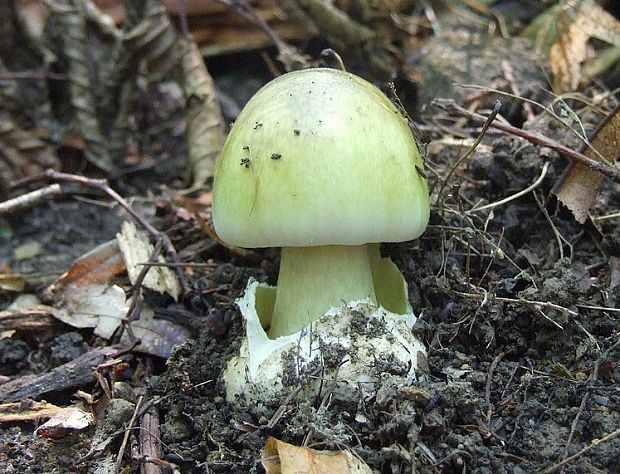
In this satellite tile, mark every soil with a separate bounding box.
[1,11,619,474]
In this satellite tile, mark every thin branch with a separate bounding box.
[455,84,608,162]
[453,290,578,317]
[0,184,63,216]
[437,100,501,207]
[468,162,549,214]
[116,395,144,472]
[0,70,67,81]
[539,427,620,473]
[432,99,620,184]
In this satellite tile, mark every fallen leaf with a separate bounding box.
[35,405,94,439]
[549,19,589,92]
[179,37,227,186]
[94,306,190,359]
[263,437,372,474]
[54,283,127,329]
[55,239,126,287]
[117,221,181,301]
[552,104,620,223]
[547,0,620,92]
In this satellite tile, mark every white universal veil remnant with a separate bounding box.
[212,68,430,403]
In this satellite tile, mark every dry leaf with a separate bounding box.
[40,231,188,358]
[552,104,620,223]
[48,282,189,358]
[117,221,181,301]
[35,405,94,439]
[263,437,372,474]
[55,239,126,287]
[549,20,589,92]
[94,305,190,358]
[49,0,115,171]
[179,38,227,186]
[548,1,620,92]
[54,283,127,329]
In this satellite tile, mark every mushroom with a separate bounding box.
[213,68,430,339]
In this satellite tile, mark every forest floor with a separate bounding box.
[0,1,619,473]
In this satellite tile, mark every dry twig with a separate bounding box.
[432,99,620,183]
[0,184,62,216]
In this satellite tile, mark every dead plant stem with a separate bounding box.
[432,99,620,183]
[468,162,549,214]
[453,290,577,317]
[437,100,501,209]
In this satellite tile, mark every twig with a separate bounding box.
[115,239,165,344]
[561,391,590,465]
[116,395,144,473]
[558,338,620,469]
[452,290,577,317]
[455,84,609,162]
[591,211,620,222]
[437,100,501,208]
[539,428,620,474]
[320,48,346,71]
[576,304,620,314]
[0,70,67,81]
[533,190,571,261]
[484,351,506,423]
[0,184,63,217]
[139,406,166,474]
[468,162,549,214]
[432,99,620,184]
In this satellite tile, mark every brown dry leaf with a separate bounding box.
[552,104,620,223]
[179,38,227,187]
[55,239,125,288]
[0,401,61,424]
[49,0,116,171]
[263,437,372,474]
[35,405,94,439]
[549,1,620,92]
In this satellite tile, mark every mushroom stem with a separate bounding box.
[268,244,377,338]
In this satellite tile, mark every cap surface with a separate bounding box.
[212,68,429,248]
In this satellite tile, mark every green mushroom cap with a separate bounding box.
[212,68,429,248]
